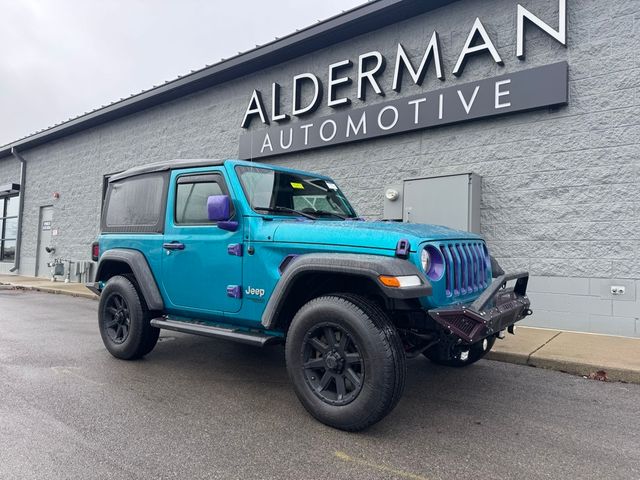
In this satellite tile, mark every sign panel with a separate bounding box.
[239,62,568,160]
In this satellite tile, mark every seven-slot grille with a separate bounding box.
[439,242,489,297]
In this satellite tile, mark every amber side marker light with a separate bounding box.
[378,275,422,288]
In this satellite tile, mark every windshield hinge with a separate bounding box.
[395,239,410,259]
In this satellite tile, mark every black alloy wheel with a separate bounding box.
[98,275,160,360]
[285,294,406,431]
[302,323,364,406]
[104,293,131,344]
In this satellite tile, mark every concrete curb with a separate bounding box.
[0,282,98,300]
[487,328,640,385]
[486,351,530,366]
[488,351,640,384]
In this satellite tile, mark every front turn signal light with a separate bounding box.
[378,275,422,288]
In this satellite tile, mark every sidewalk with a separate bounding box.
[1,273,639,383]
[488,326,640,384]
[0,274,98,300]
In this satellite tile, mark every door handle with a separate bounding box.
[163,242,185,251]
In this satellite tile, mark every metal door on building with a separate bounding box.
[402,173,481,233]
[36,206,53,277]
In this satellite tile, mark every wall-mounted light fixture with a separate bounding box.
[385,188,399,201]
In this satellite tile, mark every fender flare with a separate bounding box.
[261,252,431,329]
[93,248,164,311]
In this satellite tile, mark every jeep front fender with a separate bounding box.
[261,253,431,329]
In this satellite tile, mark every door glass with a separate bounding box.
[175,180,223,224]
[2,240,15,261]
[4,218,17,239]
[6,196,19,217]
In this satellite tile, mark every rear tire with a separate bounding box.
[98,275,159,360]
[285,294,406,431]
[424,336,495,367]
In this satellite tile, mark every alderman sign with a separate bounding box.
[238,0,569,159]
[239,62,568,159]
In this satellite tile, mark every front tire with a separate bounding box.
[98,275,159,360]
[285,294,406,431]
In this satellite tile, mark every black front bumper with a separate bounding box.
[428,271,532,344]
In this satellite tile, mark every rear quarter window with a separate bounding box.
[102,172,168,233]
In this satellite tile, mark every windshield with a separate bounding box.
[236,165,358,219]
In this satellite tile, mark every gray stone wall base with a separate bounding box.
[523,276,640,337]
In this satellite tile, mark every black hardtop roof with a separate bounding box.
[109,158,226,182]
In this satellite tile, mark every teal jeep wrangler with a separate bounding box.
[88,159,531,431]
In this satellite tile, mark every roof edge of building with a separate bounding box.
[0,0,453,160]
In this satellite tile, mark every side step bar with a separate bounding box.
[150,318,282,347]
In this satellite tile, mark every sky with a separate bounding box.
[0,0,366,146]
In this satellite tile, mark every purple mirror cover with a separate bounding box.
[207,195,230,221]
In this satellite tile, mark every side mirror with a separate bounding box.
[208,195,231,221]
[207,195,238,232]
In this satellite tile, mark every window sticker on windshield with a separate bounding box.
[290,182,304,189]
[326,182,338,191]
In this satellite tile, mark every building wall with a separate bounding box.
[0,0,639,335]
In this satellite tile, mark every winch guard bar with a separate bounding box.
[428,271,532,344]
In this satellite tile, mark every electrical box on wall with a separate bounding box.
[382,173,481,233]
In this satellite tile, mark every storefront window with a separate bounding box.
[1,195,18,262]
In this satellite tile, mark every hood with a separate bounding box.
[272,220,482,251]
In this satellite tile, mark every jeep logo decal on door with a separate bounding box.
[245,286,266,298]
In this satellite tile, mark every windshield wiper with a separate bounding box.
[254,206,317,220]
[311,210,348,220]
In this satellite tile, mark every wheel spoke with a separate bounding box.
[107,307,118,316]
[115,325,123,340]
[121,324,129,340]
[335,375,346,399]
[324,327,338,348]
[345,368,361,388]
[317,371,332,392]
[344,353,362,365]
[309,338,329,354]
[113,296,122,310]
[303,322,365,406]
[105,318,118,328]
[303,357,325,370]
[337,332,349,353]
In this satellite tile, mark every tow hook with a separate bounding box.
[508,324,517,335]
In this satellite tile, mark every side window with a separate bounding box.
[175,174,229,225]
[103,172,167,233]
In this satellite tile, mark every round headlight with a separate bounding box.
[420,248,431,272]
[422,245,445,281]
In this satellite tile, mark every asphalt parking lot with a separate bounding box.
[1,289,639,480]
